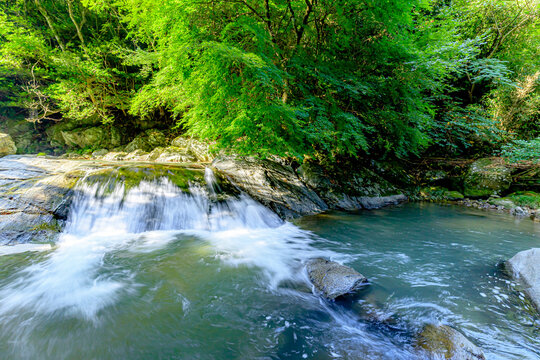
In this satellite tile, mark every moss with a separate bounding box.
[83,164,207,197]
[420,186,463,201]
[416,324,456,359]
[463,158,512,198]
[488,197,516,208]
[507,191,540,209]
[445,190,464,200]
[30,219,61,232]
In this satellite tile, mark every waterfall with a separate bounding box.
[0,167,339,320]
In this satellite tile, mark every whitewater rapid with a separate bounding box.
[0,168,340,320]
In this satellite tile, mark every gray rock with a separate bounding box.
[305,258,368,300]
[171,136,213,162]
[510,206,529,217]
[213,156,328,219]
[507,248,540,312]
[92,149,109,158]
[297,160,406,211]
[155,146,198,163]
[357,194,407,209]
[415,324,485,360]
[61,126,122,149]
[0,133,17,157]
[0,156,89,244]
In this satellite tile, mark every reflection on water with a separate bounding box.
[0,170,538,359]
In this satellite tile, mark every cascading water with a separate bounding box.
[0,165,538,359]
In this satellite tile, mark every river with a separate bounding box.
[0,168,538,359]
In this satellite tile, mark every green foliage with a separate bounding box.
[507,191,540,209]
[431,104,505,155]
[0,0,538,160]
[500,137,540,164]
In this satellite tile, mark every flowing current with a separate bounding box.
[0,167,538,359]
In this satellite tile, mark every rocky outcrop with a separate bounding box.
[171,136,213,162]
[506,248,540,312]
[213,156,328,219]
[305,258,368,300]
[415,324,485,360]
[61,126,122,149]
[0,133,17,157]
[124,129,167,153]
[464,158,512,198]
[297,160,405,211]
[213,156,407,219]
[0,156,92,244]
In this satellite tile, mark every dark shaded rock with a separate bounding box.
[306,258,368,300]
[213,156,328,219]
[357,194,407,209]
[415,324,485,360]
[507,248,540,312]
[297,160,407,211]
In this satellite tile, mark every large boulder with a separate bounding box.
[213,156,328,219]
[171,136,213,162]
[506,248,540,312]
[305,258,368,300]
[0,155,90,244]
[463,158,512,198]
[0,133,17,156]
[124,129,167,153]
[61,126,122,149]
[415,324,485,359]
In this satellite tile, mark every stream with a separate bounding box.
[0,167,539,359]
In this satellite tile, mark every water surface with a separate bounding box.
[0,174,538,359]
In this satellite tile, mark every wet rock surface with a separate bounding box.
[214,156,407,219]
[213,156,329,219]
[0,156,93,244]
[507,248,540,312]
[415,324,485,360]
[306,258,368,300]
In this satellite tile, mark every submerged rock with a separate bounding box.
[463,158,512,198]
[306,258,368,300]
[0,133,17,157]
[507,248,540,312]
[415,324,485,360]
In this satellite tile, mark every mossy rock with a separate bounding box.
[61,126,122,149]
[415,324,485,360]
[463,158,512,198]
[124,129,167,153]
[0,133,17,156]
[487,197,517,209]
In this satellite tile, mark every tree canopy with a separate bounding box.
[1,0,539,160]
